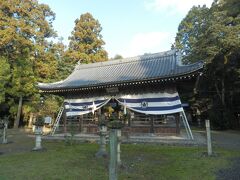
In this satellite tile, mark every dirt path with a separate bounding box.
[0,129,35,155]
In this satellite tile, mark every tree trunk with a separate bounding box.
[214,80,226,107]
[214,82,222,103]
[14,95,23,129]
[28,112,34,128]
[194,75,200,94]
[221,79,225,106]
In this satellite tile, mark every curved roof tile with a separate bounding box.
[38,50,203,91]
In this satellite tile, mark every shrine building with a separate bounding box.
[38,50,203,139]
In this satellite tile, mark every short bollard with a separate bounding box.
[33,126,43,151]
[95,125,108,158]
[205,119,212,156]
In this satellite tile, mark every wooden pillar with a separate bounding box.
[150,116,154,133]
[98,108,102,116]
[176,113,180,134]
[128,111,133,127]
[78,116,81,132]
[78,115,83,132]
[63,109,67,134]
[127,112,131,127]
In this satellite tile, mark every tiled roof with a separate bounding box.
[38,50,203,91]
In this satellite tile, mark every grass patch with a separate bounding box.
[0,142,239,180]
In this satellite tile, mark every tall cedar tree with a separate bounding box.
[175,0,240,129]
[66,12,108,66]
[0,0,60,127]
[0,57,10,103]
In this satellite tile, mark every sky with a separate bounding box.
[39,0,213,58]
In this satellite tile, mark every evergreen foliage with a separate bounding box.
[0,0,61,126]
[0,57,10,103]
[66,12,108,66]
[0,2,109,127]
[175,0,240,129]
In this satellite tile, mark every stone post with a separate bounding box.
[205,119,212,156]
[95,125,108,158]
[109,129,118,180]
[117,129,122,166]
[116,129,121,166]
[33,126,43,151]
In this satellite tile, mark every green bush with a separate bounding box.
[209,108,236,129]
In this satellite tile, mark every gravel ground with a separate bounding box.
[212,130,240,150]
[211,131,240,180]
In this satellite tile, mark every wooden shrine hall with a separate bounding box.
[38,50,203,139]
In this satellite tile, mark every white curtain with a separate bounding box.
[64,91,183,116]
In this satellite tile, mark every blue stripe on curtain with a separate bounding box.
[132,104,182,111]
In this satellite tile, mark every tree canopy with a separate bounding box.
[0,0,61,126]
[0,3,110,127]
[0,57,10,103]
[66,12,108,66]
[175,0,240,129]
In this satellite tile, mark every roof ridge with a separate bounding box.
[75,49,176,70]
